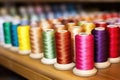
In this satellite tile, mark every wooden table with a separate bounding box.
[0,46,120,80]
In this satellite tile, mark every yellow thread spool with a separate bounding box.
[83,22,95,34]
[17,25,31,55]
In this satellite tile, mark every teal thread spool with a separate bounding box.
[10,16,20,51]
[3,22,12,48]
[41,29,56,64]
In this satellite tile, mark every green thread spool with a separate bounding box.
[41,29,56,64]
[3,22,12,48]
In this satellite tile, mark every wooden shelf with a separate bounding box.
[0,0,120,3]
[0,46,120,80]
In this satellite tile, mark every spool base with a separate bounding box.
[10,47,18,52]
[18,50,31,55]
[73,68,97,77]
[95,60,111,69]
[3,44,12,48]
[0,43,5,46]
[29,53,43,59]
[54,62,75,70]
[109,57,120,63]
[41,57,56,64]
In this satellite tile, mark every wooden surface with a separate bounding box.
[0,46,120,80]
[0,0,120,3]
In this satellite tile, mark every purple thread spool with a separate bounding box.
[92,27,111,68]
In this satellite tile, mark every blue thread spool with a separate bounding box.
[10,16,20,51]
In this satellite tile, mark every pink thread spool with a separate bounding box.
[73,33,97,77]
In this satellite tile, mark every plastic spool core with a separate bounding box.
[3,44,12,48]
[95,27,105,30]
[10,47,18,52]
[54,62,75,70]
[55,24,65,28]
[44,29,54,32]
[107,25,118,28]
[41,57,56,64]
[73,68,97,77]
[109,57,120,63]
[79,32,89,36]
[18,50,31,55]
[29,53,43,59]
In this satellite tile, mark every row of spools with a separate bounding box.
[0,5,120,77]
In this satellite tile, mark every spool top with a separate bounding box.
[95,27,105,30]
[107,25,118,28]
[44,29,54,32]
[55,24,65,28]
[79,32,89,36]
[57,30,68,33]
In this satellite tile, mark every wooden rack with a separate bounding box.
[0,46,120,80]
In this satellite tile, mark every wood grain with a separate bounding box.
[0,46,120,80]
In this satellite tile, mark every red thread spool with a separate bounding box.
[107,25,120,63]
[54,30,75,70]
[73,33,97,77]
[95,21,107,28]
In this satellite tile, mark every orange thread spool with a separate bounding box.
[67,22,76,32]
[70,26,83,61]
[29,26,43,59]
[38,20,52,30]
[54,30,75,70]
[54,24,67,31]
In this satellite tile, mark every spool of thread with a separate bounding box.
[0,17,5,46]
[67,22,76,32]
[10,22,19,51]
[54,30,75,70]
[92,27,111,68]
[29,26,43,59]
[73,33,97,77]
[39,20,52,31]
[71,26,83,61]
[54,24,67,31]
[10,16,20,51]
[3,22,12,48]
[78,21,88,26]
[17,25,31,55]
[95,21,107,28]
[83,22,95,34]
[41,29,56,64]
[1,7,8,16]
[107,25,120,63]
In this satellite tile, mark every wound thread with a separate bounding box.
[42,29,56,59]
[92,27,109,62]
[107,25,120,58]
[30,26,43,54]
[75,33,94,70]
[3,22,12,44]
[17,25,31,51]
[55,30,73,64]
